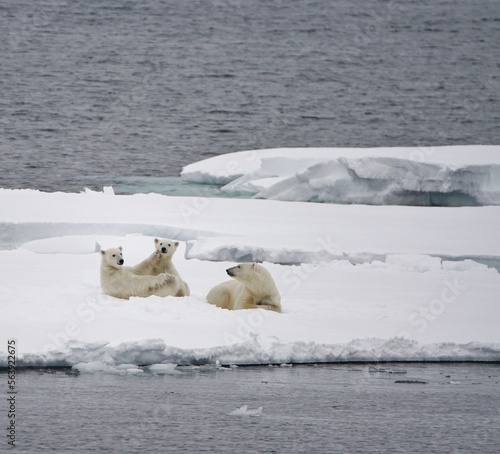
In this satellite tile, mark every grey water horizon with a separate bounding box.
[0,0,498,193]
[2,363,499,453]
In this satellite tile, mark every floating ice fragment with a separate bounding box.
[228,405,263,417]
[125,368,144,374]
[72,361,144,374]
[215,360,233,371]
[369,366,407,374]
[182,146,500,206]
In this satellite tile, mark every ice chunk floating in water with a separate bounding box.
[228,405,263,417]
[181,146,500,206]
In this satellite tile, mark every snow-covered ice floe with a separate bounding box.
[1,145,500,369]
[181,146,500,206]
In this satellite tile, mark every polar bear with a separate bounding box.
[100,247,182,299]
[206,263,281,312]
[131,238,190,296]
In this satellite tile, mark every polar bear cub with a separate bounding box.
[206,263,281,312]
[131,238,190,297]
[100,247,182,300]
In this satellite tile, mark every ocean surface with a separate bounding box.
[0,0,499,193]
[2,363,500,453]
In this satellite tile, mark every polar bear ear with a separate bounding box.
[154,238,159,244]
[119,246,123,251]
[100,250,106,255]
[174,241,179,247]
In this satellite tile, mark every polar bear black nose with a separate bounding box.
[118,259,124,265]
[161,247,167,253]
[226,268,234,276]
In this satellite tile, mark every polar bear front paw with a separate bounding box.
[163,273,178,284]
[154,273,169,287]
[155,273,177,287]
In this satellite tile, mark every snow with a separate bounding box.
[181,146,500,206]
[1,147,500,369]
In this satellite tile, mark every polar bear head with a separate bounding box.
[227,262,255,279]
[226,263,273,287]
[154,238,179,257]
[101,247,124,268]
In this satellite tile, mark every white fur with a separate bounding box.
[206,263,281,312]
[131,238,190,296]
[100,247,181,300]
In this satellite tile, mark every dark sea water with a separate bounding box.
[2,363,500,454]
[0,0,499,193]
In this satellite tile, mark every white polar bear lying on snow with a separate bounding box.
[131,238,190,297]
[100,247,182,300]
[206,263,281,313]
